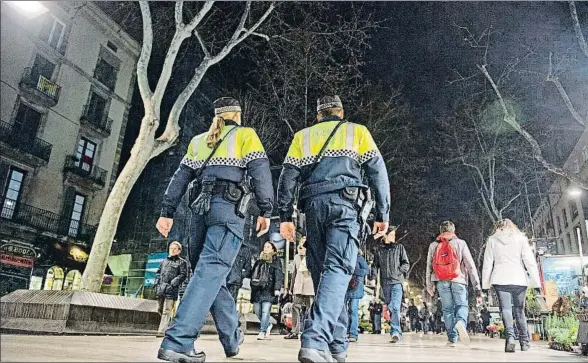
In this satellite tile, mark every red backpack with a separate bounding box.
[433,237,461,280]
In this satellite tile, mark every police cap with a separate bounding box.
[317,95,343,112]
[213,97,242,115]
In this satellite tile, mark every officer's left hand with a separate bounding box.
[372,221,389,239]
[280,222,296,241]
[256,217,271,237]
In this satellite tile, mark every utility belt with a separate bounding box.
[190,178,252,217]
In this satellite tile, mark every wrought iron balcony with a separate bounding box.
[19,68,61,107]
[80,104,112,135]
[0,201,96,243]
[63,155,107,187]
[0,120,52,162]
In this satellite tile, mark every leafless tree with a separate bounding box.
[81,1,275,292]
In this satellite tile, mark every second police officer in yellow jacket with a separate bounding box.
[156,97,274,363]
[278,96,391,363]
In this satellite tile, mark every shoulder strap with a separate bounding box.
[194,126,240,179]
[308,120,346,176]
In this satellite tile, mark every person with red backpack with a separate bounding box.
[345,250,369,343]
[426,221,481,347]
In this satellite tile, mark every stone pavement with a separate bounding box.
[1,332,585,362]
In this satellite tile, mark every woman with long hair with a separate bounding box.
[156,97,274,362]
[482,219,541,353]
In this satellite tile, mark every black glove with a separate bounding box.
[191,192,211,215]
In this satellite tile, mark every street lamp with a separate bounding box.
[569,187,583,198]
[5,1,48,18]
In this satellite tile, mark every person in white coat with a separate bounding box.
[482,219,541,353]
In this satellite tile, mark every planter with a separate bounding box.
[531,332,541,341]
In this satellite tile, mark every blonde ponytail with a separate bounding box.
[206,116,225,148]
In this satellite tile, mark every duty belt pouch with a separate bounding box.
[236,180,252,218]
[340,187,359,203]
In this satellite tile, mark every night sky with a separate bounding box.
[110,2,587,256]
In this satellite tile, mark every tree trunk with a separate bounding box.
[80,115,156,292]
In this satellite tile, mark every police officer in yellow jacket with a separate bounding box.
[156,97,274,363]
[278,96,390,363]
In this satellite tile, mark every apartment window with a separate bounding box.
[68,194,86,237]
[574,159,581,174]
[570,200,579,221]
[567,232,573,252]
[582,146,588,163]
[75,138,97,173]
[39,15,65,50]
[106,41,118,53]
[14,103,42,144]
[1,168,25,219]
[563,208,569,228]
[85,92,107,124]
[556,215,561,234]
[94,58,117,90]
[31,54,56,81]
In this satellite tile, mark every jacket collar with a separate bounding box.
[225,119,240,127]
[317,115,343,124]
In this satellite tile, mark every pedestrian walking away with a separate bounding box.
[154,241,189,337]
[346,250,369,343]
[372,226,410,342]
[285,238,315,340]
[278,95,390,363]
[426,221,481,348]
[482,218,541,353]
[369,300,383,335]
[250,241,284,340]
[155,97,274,363]
[407,299,420,332]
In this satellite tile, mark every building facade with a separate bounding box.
[0,1,139,295]
[532,128,588,257]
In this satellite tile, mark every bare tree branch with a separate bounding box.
[153,2,276,153]
[478,64,588,190]
[137,2,154,109]
[547,52,586,127]
[570,1,588,59]
[152,2,215,111]
[194,30,211,59]
[175,1,184,26]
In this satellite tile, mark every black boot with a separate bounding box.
[505,337,516,353]
[157,348,206,363]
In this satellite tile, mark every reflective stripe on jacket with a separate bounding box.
[161,121,274,218]
[277,116,390,222]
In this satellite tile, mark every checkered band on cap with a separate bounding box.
[213,97,241,115]
[317,95,343,112]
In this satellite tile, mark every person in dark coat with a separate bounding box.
[251,241,284,340]
[369,299,383,334]
[346,251,369,342]
[226,244,252,301]
[154,241,188,336]
[407,299,420,332]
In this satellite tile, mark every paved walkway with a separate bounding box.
[1,332,585,362]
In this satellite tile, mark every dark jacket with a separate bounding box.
[227,245,252,287]
[373,242,410,285]
[250,255,284,304]
[408,305,419,319]
[346,255,369,299]
[155,255,188,300]
[369,301,383,316]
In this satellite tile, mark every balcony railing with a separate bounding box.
[0,201,96,243]
[63,155,107,187]
[0,120,53,162]
[20,68,61,104]
[80,104,112,134]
